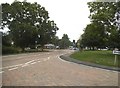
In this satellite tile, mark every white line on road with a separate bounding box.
[21,64,29,67]
[30,62,37,65]
[25,60,35,64]
[43,57,50,62]
[38,61,41,62]
[0,64,23,70]
[47,57,50,60]
[1,60,36,70]
[0,71,4,74]
[8,67,18,71]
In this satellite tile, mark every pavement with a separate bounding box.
[1,50,119,86]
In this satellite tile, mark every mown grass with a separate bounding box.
[70,50,120,67]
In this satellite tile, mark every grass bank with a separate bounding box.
[70,50,120,67]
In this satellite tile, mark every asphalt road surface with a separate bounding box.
[1,50,119,86]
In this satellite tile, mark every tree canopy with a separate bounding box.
[79,2,120,50]
[59,34,71,49]
[1,1,59,50]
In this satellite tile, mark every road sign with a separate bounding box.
[113,50,120,65]
[113,50,120,55]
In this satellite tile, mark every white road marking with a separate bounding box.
[8,67,18,71]
[21,64,29,67]
[0,71,4,74]
[30,62,37,65]
[0,64,23,70]
[1,60,36,70]
[42,57,50,62]
[47,57,50,60]
[25,60,35,64]
[1,59,40,71]
[38,61,41,62]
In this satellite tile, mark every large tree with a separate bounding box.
[80,2,120,50]
[1,1,58,50]
[81,22,107,50]
[88,2,120,49]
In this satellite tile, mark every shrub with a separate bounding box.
[2,46,22,55]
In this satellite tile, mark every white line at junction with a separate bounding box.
[24,60,35,64]
[8,67,18,71]
[0,71,4,74]
[30,62,37,65]
[0,64,23,70]
[21,64,29,67]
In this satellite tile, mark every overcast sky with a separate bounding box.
[0,0,93,41]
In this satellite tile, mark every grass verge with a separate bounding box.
[70,50,120,67]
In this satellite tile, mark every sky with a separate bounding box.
[0,0,93,41]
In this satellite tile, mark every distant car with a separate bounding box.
[25,47,30,50]
[69,46,73,50]
[101,49,108,50]
[56,46,60,49]
[73,47,79,51]
[73,48,76,50]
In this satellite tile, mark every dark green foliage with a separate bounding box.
[2,33,12,46]
[1,1,59,51]
[79,2,120,50]
[50,36,59,46]
[81,22,107,49]
[59,34,71,49]
[2,46,22,55]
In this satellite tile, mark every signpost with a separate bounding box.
[113,50,120,65]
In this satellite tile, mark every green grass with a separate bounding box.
[70,50,120,67]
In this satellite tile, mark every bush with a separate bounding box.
[2,46,22,55]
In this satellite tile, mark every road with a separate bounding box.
[1,50,119,86]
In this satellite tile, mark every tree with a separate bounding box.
[2,33,12,47]
[51,36,59,46]
[37,20,59,50]
[80,22,107,50]
[59,34,71,49]
[88,2,120,50]
[80,2,120,50]
[1,1,59,51]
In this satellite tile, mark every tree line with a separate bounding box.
[51,34,72,49]
[78,2,120,50]
[1,1,59,53]
[1,1,73,54]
